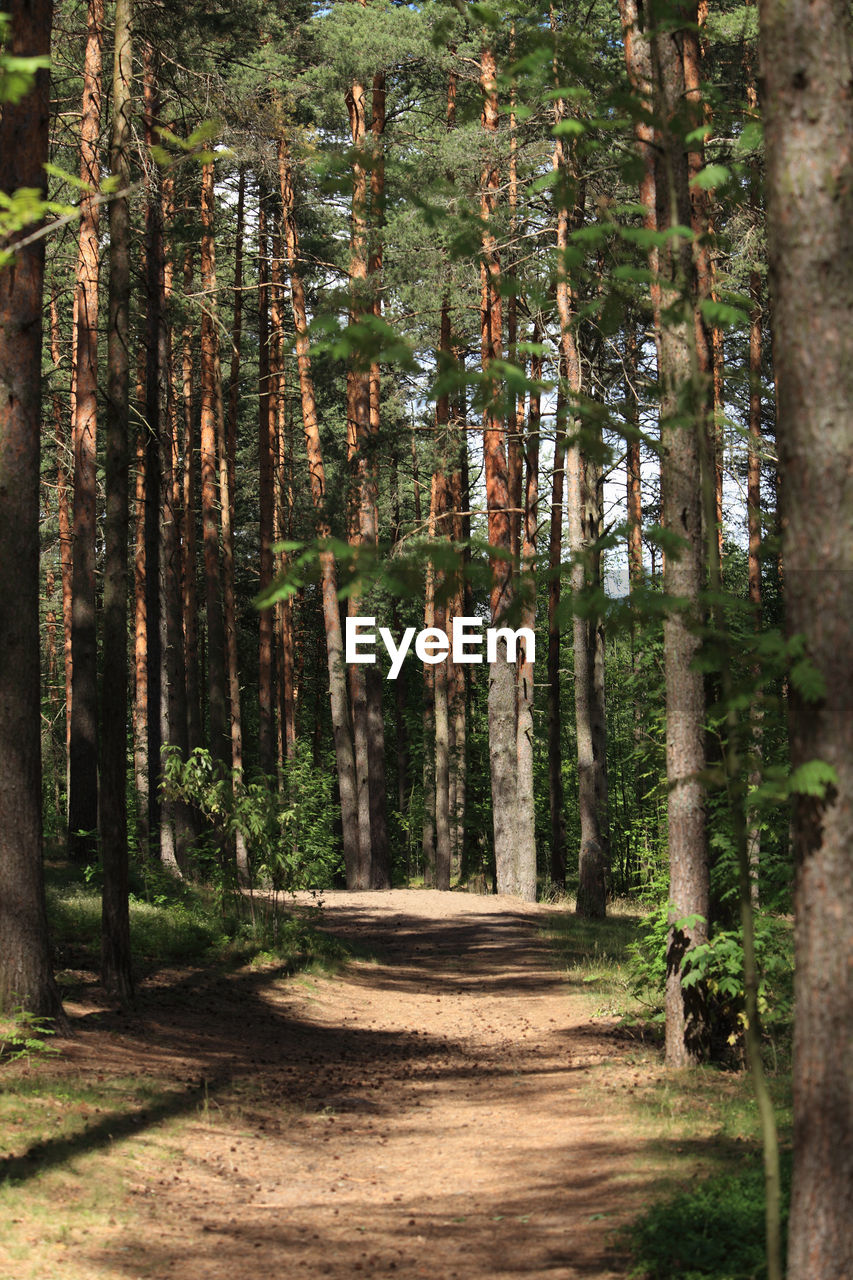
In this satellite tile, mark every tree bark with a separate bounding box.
[278,135,361,886]
[480,45,528,897]
[649,0,710,1067]
[514,339,540,900]
[0,0,63,1018]
[258,192,276,776]
[199,160,229,765]
[50,286,73,814]
[142,46,164,860]
[180,244,202,753]
[67,0,104,863]
[100,0,135,1000]
[758,0,853,1273]
[547,378,567,888]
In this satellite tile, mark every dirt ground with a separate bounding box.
[7,890,666,1280]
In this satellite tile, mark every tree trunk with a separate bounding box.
[142,46,164,861]
[50,286,73,815]
[278,135,361,886]
[158,173,188,875]
[180,244,202,753]
[67,0,104,863]
[257,193,276,776]
[649,0,710,1067]
[100,0,134,1000]
[758,0,853,1273]
[199,161,229,765]
[514,339,540,900]
[480,45,527,898]
[547,379,567,888]
[270,216,296,764]
[0,0,63,1018]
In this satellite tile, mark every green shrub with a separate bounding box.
[624,1149,792,1279]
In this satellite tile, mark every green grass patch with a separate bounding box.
[546,900,646,1006]
[623,1148,792,1279]
[45,859,353,977]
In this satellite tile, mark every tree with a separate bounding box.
[100,0,134,1002]
[0,0,62,1018]
[67,0,104,863]
[759,0,853,1273]
[648,0,711,1067]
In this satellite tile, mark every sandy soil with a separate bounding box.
[18,890,660,1279]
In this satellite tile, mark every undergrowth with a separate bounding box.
[45,858,350,976]
[623,1148,793,1280]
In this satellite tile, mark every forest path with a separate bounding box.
[59,890,656,1279]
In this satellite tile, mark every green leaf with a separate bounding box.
[691,163,731,190]
[790,656,827,702]
[553,118,585,137]
[700,299,749,328]
[788,760,838,798]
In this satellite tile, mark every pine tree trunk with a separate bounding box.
[514,341,539,900]
[650,0,710,1066]
[257,195,276,776]
[278,135,361,886]
[0,0,63,1018]
[67,0,103,863]
[480,45,526,897]
[50,286,73,815]
[142,46,164,860]
[133,417,149,852]
[100,0,135,1000]
[199,161,229,765]
[270,217,296,764]
[759,0,853,1272]
[158,174,188,875]
[547,380,567,888]
[180,245,202,753]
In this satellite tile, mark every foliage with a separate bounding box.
[623,1149,792,1280]
[0,1005,60,1066]
[628,905,794,1065]
[160,745,343,893]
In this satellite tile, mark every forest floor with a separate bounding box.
[1,889,740,1280]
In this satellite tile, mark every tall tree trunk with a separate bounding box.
[100,0,134,999]
[216,328,249,884]
[649,0,710,1067]
[480,45,528,897]
[759,0,853,1274]
[180,245,202,753]
[0,0,63,1018]
[257,193,276,776]
[366,64,390,888]
[158,173,187,874]
[67,0,104,863]
[50,286,73,814]
[199,160,229,765]
[422,472,438,886]
[142,46,164,860]
[514,339,540,897]
[547,378,567,888]
[271,220,296,765]
[278,135,361,885]
[133,417,148,852]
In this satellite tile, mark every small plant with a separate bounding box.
[0,1005,61,1066]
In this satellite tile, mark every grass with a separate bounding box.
[44,858,352,978]
[543,900,793,1280]
[545,897,648,1010]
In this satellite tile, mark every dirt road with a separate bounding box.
[54,891,653,1279]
